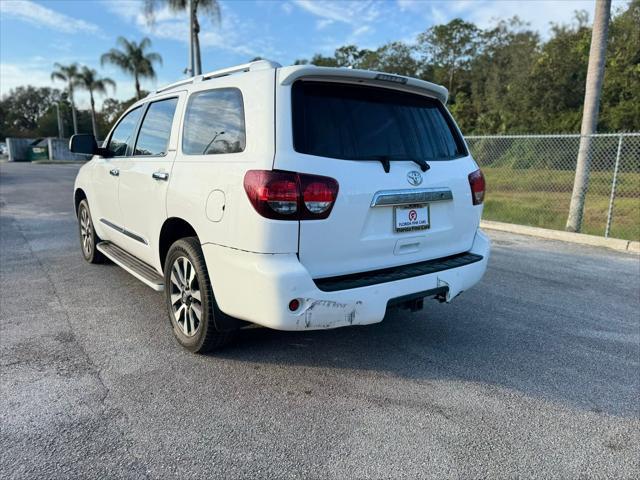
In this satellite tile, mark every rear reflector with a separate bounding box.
[288,299,300,311]
[244,170,339,220]
[468,169,486,205]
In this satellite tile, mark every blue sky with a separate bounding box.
[0,0,625,109]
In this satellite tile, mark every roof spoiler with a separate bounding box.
[278,65,448,104]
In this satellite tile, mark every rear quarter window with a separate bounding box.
[292,81,467,161]
[182,88,246,155]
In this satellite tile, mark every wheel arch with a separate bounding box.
[159,217,200,272]
[74,188,87,216]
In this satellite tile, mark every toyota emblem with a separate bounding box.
[407,171,423,186]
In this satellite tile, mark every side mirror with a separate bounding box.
[69,134,109,156]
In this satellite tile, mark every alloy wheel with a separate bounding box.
[169,256,203,337]
[79,206,93,257]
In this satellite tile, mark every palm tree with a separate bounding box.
[566,0,612,232]
[51,63,80,135]
[101,37,162,100]
[74,67,116,140]
[144,0,220,75]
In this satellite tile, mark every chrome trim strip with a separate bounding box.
[370,188,453,207]
[100,218,123,232]
[100,218,148,245]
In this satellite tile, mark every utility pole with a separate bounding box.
[55,102,64,138]
[566,0,611,232]
[188,0,195,76]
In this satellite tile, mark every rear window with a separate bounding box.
[292,81,467,161]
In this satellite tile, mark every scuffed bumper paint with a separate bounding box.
[295,299,363,329]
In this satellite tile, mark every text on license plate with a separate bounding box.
[394,204,430,232]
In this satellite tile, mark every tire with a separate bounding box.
[164,237,235,353]
[77,199,106,264]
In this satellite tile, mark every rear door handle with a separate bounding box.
[109,168,119,177]
[152,171,169,181]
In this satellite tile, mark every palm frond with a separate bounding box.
[116,36,132,52]
[51,63,80,86]
[93,77,116,95]
[101,37,162,85]
[143,0,158,24]
[168,0,188,12]
[101,78,117,91]
[139,37,152,51]
[145,52,163,66]
[101,50,131,71]
[198,0,221,23]
[51,71,66,82]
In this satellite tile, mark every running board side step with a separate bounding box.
[96,242,164,291]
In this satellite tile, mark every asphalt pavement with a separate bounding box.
[1,162,638,479]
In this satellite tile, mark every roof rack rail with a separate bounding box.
[202,59,281,80]
[151,59,281,96]
[154,77,200,95]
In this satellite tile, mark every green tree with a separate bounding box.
[306,42,419,78]
[417,19,480,93]
[74,67,116,139]
[0,86,58,137]
[101,37,162,100]
[367,42,419,77]
[144,0,219,75]
[51,63,80,134]
[308,52,340,67]
[468,18,540,133]
[100,95,144,130]
[527,15,592,132]
[600,0,640,131]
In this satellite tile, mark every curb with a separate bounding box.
[480,220,640,254]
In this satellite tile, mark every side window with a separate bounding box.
[182,88,246,155]
[134,98,179,157]
[107,107,142,157]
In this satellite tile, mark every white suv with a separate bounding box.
[71,60,490,353]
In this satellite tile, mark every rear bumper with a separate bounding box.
[202,229,490,331]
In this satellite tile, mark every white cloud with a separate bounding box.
[396,0,630,38]
[462,0,596,35]
[0,0,101,35]
[0,62,52,94]
[293,0,380,25]
[292,0,380,47]
[316,18,334,30]
[351,25,372,38]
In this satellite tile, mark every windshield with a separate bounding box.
[291,81,467,162]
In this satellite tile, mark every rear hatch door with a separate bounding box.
[276,78,481,278]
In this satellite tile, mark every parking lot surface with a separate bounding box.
[1,162,638,479]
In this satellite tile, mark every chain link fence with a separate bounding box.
[465,133,640,241]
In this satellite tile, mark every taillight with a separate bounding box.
[244,170,339,220]
[468,168,486,205]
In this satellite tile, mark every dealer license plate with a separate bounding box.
[394,204,430,232]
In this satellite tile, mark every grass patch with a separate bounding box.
[482,167,640,241]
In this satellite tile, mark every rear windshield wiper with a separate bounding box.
[348,154,430,173]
